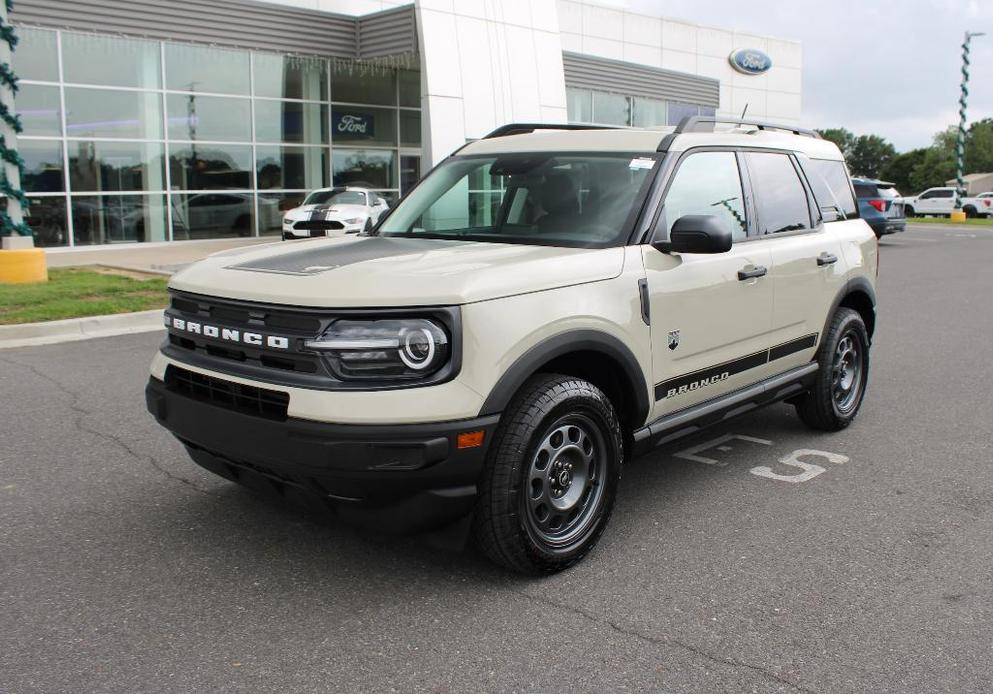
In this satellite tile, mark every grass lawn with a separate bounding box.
[906,216,993,226]
[0,267,169,325]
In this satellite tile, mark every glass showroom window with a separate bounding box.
[11,26,421,246]
[566,86,714,128]
[566,88,592,123]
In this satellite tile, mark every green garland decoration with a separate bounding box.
[0,0,31,237]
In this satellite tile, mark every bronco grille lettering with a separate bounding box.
[169,317,290,350]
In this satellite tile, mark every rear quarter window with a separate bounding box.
[745,152,812,234]
[806,159,858,219]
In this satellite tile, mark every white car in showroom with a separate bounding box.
[282,187,390,240]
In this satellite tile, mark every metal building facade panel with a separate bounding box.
[562,51,719,107]
[12,0,416,60]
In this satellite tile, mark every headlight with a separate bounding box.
[344,216,364,225]
[304,318,449,381]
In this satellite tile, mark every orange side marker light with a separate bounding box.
[457,430,485,449]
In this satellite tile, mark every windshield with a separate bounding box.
[304,190,367,206]
[377,153,658,247]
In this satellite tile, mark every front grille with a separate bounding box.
[293,220,344,231]
[169,295,321,333]
[164,365,289,421]
[168,333,319,374]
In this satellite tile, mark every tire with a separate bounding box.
[904,206,915,218]
[795,308,870,431]
[473,374,623,574]
[964,206,977,219]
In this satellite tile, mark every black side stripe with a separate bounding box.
[769,333,818,361]
[654,333,818,401]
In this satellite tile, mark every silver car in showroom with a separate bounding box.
[281,187,390,240]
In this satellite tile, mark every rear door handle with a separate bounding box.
[737,265,768,281]
[817,252,838,266]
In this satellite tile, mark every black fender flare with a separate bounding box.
[821,276,877,347]
[478,329,651,425]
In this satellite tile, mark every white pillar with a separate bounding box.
[415,0,568,168]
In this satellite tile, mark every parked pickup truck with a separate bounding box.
[901,186,993,218]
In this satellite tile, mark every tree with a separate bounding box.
[965,118,993,175]
[817,128,854,158]
[880,148,928,193]
[909,127,956,192]
[847,135,896,179]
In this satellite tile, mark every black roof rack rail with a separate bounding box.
[482,123,620,139]
[673,116,822,139]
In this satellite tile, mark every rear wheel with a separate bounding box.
[795,308,870,431]
[964,206,978,219]
[473,374,623,574]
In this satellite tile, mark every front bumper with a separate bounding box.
[145,375,499,529]
[281,218,364,240]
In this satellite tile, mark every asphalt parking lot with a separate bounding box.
[2,223,991,693]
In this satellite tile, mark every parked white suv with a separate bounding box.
[281,187,390,240]
[147,119,878,574]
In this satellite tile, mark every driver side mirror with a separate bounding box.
[653,214,732,254]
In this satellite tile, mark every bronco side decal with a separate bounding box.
[655,333,818,401]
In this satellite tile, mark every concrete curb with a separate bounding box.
[99,263,175,277]
[0,309,165,350]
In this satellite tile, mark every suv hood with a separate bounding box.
[169,235,625,307]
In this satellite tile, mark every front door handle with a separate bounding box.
[737,265,768,281]
[817,252,838,266]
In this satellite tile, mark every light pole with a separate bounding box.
[952,31,985,221]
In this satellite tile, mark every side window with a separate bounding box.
[936,189,954,198]
[919,190,936,199]
[746,152,812,234]
[803,158,857,219]
[660,151,747,242]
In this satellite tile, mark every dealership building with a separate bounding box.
[10,0,801,248]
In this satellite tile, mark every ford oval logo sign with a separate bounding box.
[729,48,772,75]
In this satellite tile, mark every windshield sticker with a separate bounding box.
[629,158,655,170]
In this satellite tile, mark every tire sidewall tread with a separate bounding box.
[796,308,870,431]
[473,374,623,574]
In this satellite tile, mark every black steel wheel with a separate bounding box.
[523,414,607,549]
[832,331,864,415]
[474,374,622,574]
[795,308,870,431]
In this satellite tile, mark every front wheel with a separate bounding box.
[795,308,870,431]
[904,206,915,218]
[473,374,623,574]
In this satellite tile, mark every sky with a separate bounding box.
[617,0,993,152]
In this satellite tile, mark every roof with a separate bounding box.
[458,124,844,161]
[307,186,375,193]
[945,172,993,183]
[852,178,897,186]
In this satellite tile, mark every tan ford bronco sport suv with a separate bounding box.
[146,118,878,574]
